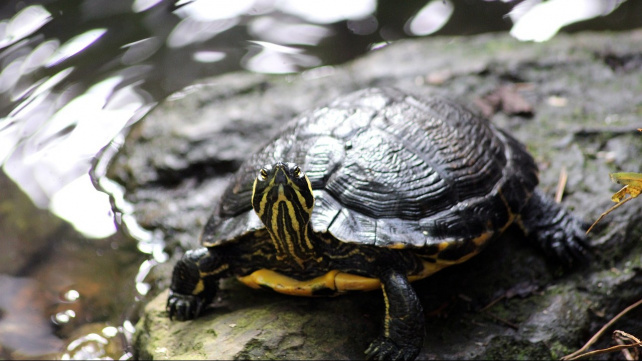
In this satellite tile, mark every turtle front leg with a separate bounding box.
[365,268,425,361]
[167,247,228,321]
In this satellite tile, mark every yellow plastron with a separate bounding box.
[236,257,461,297]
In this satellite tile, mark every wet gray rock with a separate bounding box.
[103,30,642,359]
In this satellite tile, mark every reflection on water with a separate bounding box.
[0,172,144,359]
[0,0,639,359]
[405,0,454,36]
[510,0,625,42]
[0,275,63,359]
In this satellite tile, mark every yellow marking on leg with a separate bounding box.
[192,279,205,295]
[192,264,229,296]
[199,264,229,278]
[381,283,391,338]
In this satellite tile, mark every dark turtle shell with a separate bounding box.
[201,87,538,249]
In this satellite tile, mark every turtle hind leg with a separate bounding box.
[167,247,228,321]
[519,189,592,267]
[365,268,424,361]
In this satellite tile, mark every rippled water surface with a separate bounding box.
[0,0,640,359]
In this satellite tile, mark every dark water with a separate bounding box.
[0,0,640,359]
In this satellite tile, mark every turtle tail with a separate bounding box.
[519,189,592,267]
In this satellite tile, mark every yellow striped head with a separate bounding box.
[252,162,315,233]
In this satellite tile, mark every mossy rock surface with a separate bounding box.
[104,30,642,359]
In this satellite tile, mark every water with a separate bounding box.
[0,0,639,359]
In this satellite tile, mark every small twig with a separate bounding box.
[562,341,642,360]
[555,167,568,204]
[614,330,641,344]
[614,330,641,360]
[572,125,641,137]
[479,295,505,312]
[482,310,519,330]
[561,298,642,360]
[586,196,635,235]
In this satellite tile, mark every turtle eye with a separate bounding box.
[292,166,302,178]
[258,168,268,181]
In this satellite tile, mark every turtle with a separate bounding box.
[167,87,589,360]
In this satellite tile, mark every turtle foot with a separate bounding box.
[365,336,420,361]
[539,214,592,267]
[166,291,207,321]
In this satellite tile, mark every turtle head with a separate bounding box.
[252,162,315,229]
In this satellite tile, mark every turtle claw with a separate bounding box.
[538,210,592,268]
[365,336,420,361]
[167,291,206,321]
